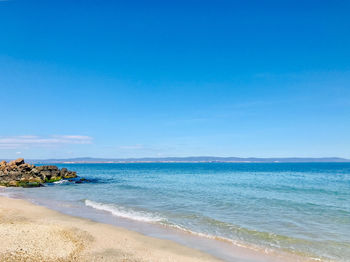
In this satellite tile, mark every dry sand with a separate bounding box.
[0,196,222,262]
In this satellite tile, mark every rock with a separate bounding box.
[62,171,77,179]
[60,168,68,177]
[0,159,78,187]
[22,182,45,188]
[8,181,18,187]
[46,165,59,171]
[8,158,25,166]
[19,163,32,171]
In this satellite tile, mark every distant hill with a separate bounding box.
[26,156,350,164]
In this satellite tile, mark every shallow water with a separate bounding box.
[3,163,350,261]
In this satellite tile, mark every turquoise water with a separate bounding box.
[3,163,350,261]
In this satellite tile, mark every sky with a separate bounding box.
[0,0,350,159]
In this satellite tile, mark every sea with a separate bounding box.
[1,163,350,262]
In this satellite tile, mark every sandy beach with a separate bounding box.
[0,195,328,262]
[0,196,221,262]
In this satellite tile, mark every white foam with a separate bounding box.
[53,180,69,184]
[85,199,164,223]
[162,223,262,251]
[161,223,326,261]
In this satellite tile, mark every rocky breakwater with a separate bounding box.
[0,158,77,187]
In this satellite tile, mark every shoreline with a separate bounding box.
[0,196,221,262]
[0,194,323,262]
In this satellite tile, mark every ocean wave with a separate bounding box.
[53,180,70,184]
[163,223,332,261]
[84,199,272,253]
[84,199,165,223]
[84,200,336,261]
[160,222,268,252]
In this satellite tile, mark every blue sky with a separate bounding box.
[1,0,349,159]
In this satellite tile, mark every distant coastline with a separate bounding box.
[14,156,350,164]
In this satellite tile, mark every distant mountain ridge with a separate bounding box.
[25,156,350,164]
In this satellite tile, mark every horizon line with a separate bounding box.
[3,156,349,163]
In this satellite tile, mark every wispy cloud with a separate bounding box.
[0,135,93,149]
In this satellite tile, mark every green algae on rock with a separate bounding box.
[0,158,77,187]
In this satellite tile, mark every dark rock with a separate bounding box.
[46,165,59,171]
[62,171,77,179]
[0,158,78,187]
